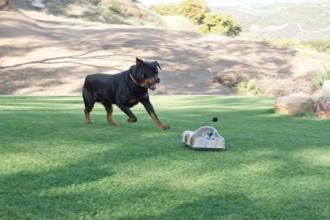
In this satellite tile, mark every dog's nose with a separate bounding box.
[156,78,160,83]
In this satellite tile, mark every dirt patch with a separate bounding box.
[0,10,328,96]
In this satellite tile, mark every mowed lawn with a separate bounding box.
[0,96,329,220]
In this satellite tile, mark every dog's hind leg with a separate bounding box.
[104,104,119,127]
[82,87,95,124]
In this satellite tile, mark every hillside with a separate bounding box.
[0,9,329,96]
[212,2,330,40]
[10,0,164,26]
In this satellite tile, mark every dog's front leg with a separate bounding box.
[117,105,138,123]
[140,98,169,130]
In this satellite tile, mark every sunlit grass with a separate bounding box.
[0,96,329,219]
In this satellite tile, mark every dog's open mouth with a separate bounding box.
[149,84,157,90]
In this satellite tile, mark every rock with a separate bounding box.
[322,80,330,98]
[311,89,323,102]
[213,71,250,87]
[314,97,330,119]
[274,92,313,116]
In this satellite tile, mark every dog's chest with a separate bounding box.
[125,92,148,107]
[128,98,140,106]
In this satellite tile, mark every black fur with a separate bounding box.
[82,57,168,129]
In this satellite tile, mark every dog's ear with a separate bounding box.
[153,61,161,70]
[136,57,145,67]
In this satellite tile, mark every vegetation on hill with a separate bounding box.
[42,0,162,25]
[312,66,330,89]
[306,39,330,54]
[265,38,330,54]
[150,3,178,16]
[200,12,242,36]
[177,0,208,24]
[151,0,242,36]
[235,79,264,96]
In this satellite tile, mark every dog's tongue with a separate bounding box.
[149,84,156,90]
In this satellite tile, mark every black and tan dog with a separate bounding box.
[82,58,169,130]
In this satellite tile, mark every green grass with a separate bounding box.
[0,96,329,219]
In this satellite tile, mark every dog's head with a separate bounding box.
[131,57,161,90]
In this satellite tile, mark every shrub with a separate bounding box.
[150,0,242,36]
[109,4,121,15]
[305,39,330,54]
[200,12,242,36]
[266,38,330,54]
[236,79,264,96]
[151,3,178,16]
[312,66,330,89]
[265,38,303,48]
[177,0,208,24]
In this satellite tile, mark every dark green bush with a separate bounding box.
[200,12,242,36]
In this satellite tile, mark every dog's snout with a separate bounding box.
[156,78,160,83]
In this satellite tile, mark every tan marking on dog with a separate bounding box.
[140,77,156,89]
[149,112,169,130]
[85,112,92,124]
[106,109,119,127]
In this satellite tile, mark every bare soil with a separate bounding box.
[0,9,328,96]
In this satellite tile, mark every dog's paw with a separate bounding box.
[127,117,138,123]
[110,122,120,127]
[159,123,170,130]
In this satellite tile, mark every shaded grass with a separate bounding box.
[0,96,329,219]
